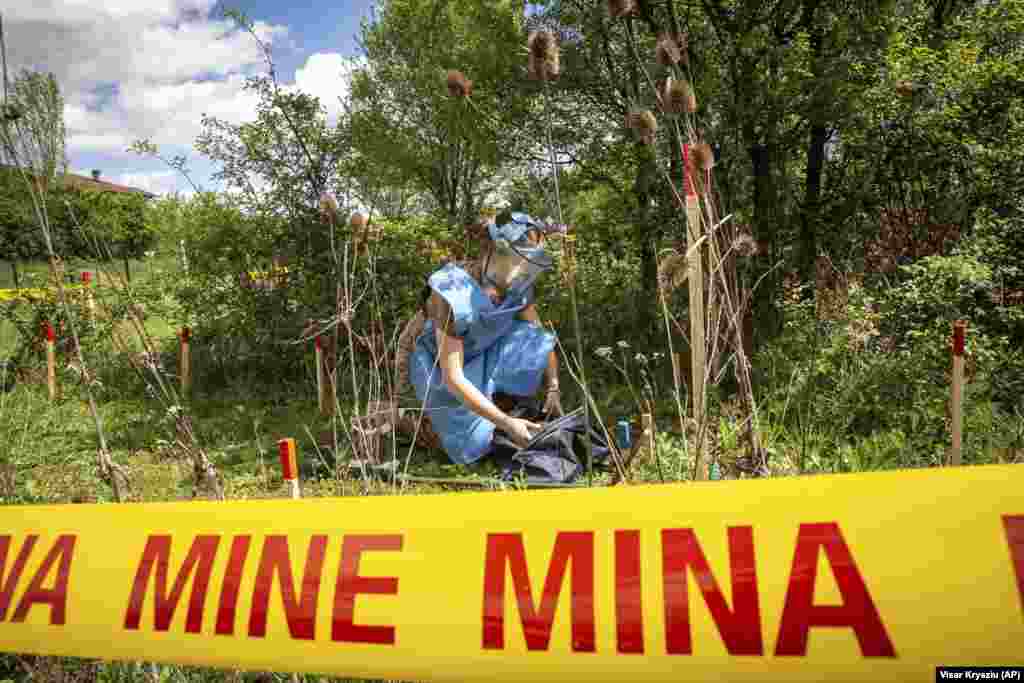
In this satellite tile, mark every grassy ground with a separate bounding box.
[1,255,1019,682]
[0,258,166,357]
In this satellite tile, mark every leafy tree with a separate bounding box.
[0,68,67,283]
[350,0,538,225]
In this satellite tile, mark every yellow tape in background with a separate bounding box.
[0,464,1021,682]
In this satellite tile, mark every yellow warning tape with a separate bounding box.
[0,285,86,303]
[0,464,1020,681]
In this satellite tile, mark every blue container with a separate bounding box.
[615,420,632,451]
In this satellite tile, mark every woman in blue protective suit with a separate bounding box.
[408,211,565,465]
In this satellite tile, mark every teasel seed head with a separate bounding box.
[319,193,339,223]
[692,142,715,171]
[626,109,658,145]
[607,0,636,19]
[527,30,560,82]
[661,76,697,115]
[655,34,682,67]
[446,70,473,98]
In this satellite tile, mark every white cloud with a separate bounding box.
[288,52,360,124]
[0,1,368,199]
[109,170,182,196]
[0,0,289,169]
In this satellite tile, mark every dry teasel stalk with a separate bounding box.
[446,69,473,98]
[626,109,658,145]
[608,0,636,19]
[528,30,560,82]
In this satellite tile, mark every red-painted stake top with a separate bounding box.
[44,322,55,342]
[81,271,91,285]
[315,335,322,351]
[278,438,297,480]
[180,327,191,343]
[682,143,696,197]
[953,320,966,356]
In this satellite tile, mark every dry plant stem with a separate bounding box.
[657,251,691,472]
[551,333,628,483]
[540,79,595,485]
[0,131,127,501]
[64,201,226,496]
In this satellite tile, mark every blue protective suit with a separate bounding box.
[409,263,556,465]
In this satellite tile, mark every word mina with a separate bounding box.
[0,517,1020,655]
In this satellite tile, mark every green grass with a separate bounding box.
[0,257,173,357]
[1,253,1021,682]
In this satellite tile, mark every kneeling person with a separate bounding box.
[410,211,564,464]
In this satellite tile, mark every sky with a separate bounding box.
[1,0,379,198]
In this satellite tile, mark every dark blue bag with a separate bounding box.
[491,405,611,485]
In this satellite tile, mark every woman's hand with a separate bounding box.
[543,387,563,417]
[504,417,543,448]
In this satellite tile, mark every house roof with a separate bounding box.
[60,172,157,199]
[0,164,157,199]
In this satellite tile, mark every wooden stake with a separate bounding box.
[684,143,707,480]
[315,335,325,414]
[81,271,95,322]
[44,322,56,401]
[316,335,334,416]
[278,438,300,499]
[179,326,191,396]
[671,352,682,397]
[629,413,654,465]
[949,320,966,466]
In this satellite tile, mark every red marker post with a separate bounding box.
[179,327,191,396]
[949,320,966,466]
[44,322,57,401]
[81,271,96,321]
[315,335,327,415]
[278,438,300,499]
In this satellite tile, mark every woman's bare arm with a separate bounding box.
[518,304,560,391]
[430,295,512,431]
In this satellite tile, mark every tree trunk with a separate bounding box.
[799,123,829,294]
[749,142,781,350]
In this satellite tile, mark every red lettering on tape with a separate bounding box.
[775,522,895,657]
[662,527,764,656]
[482,532,595,653]
[615,530,644,654]
[124,535,220,633]
[248,535,327,640]
[11,535,76,625]
[332,535,403,645]
[215,536,252,636]
[0,536,38,621]
[1004,515,1024,619]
